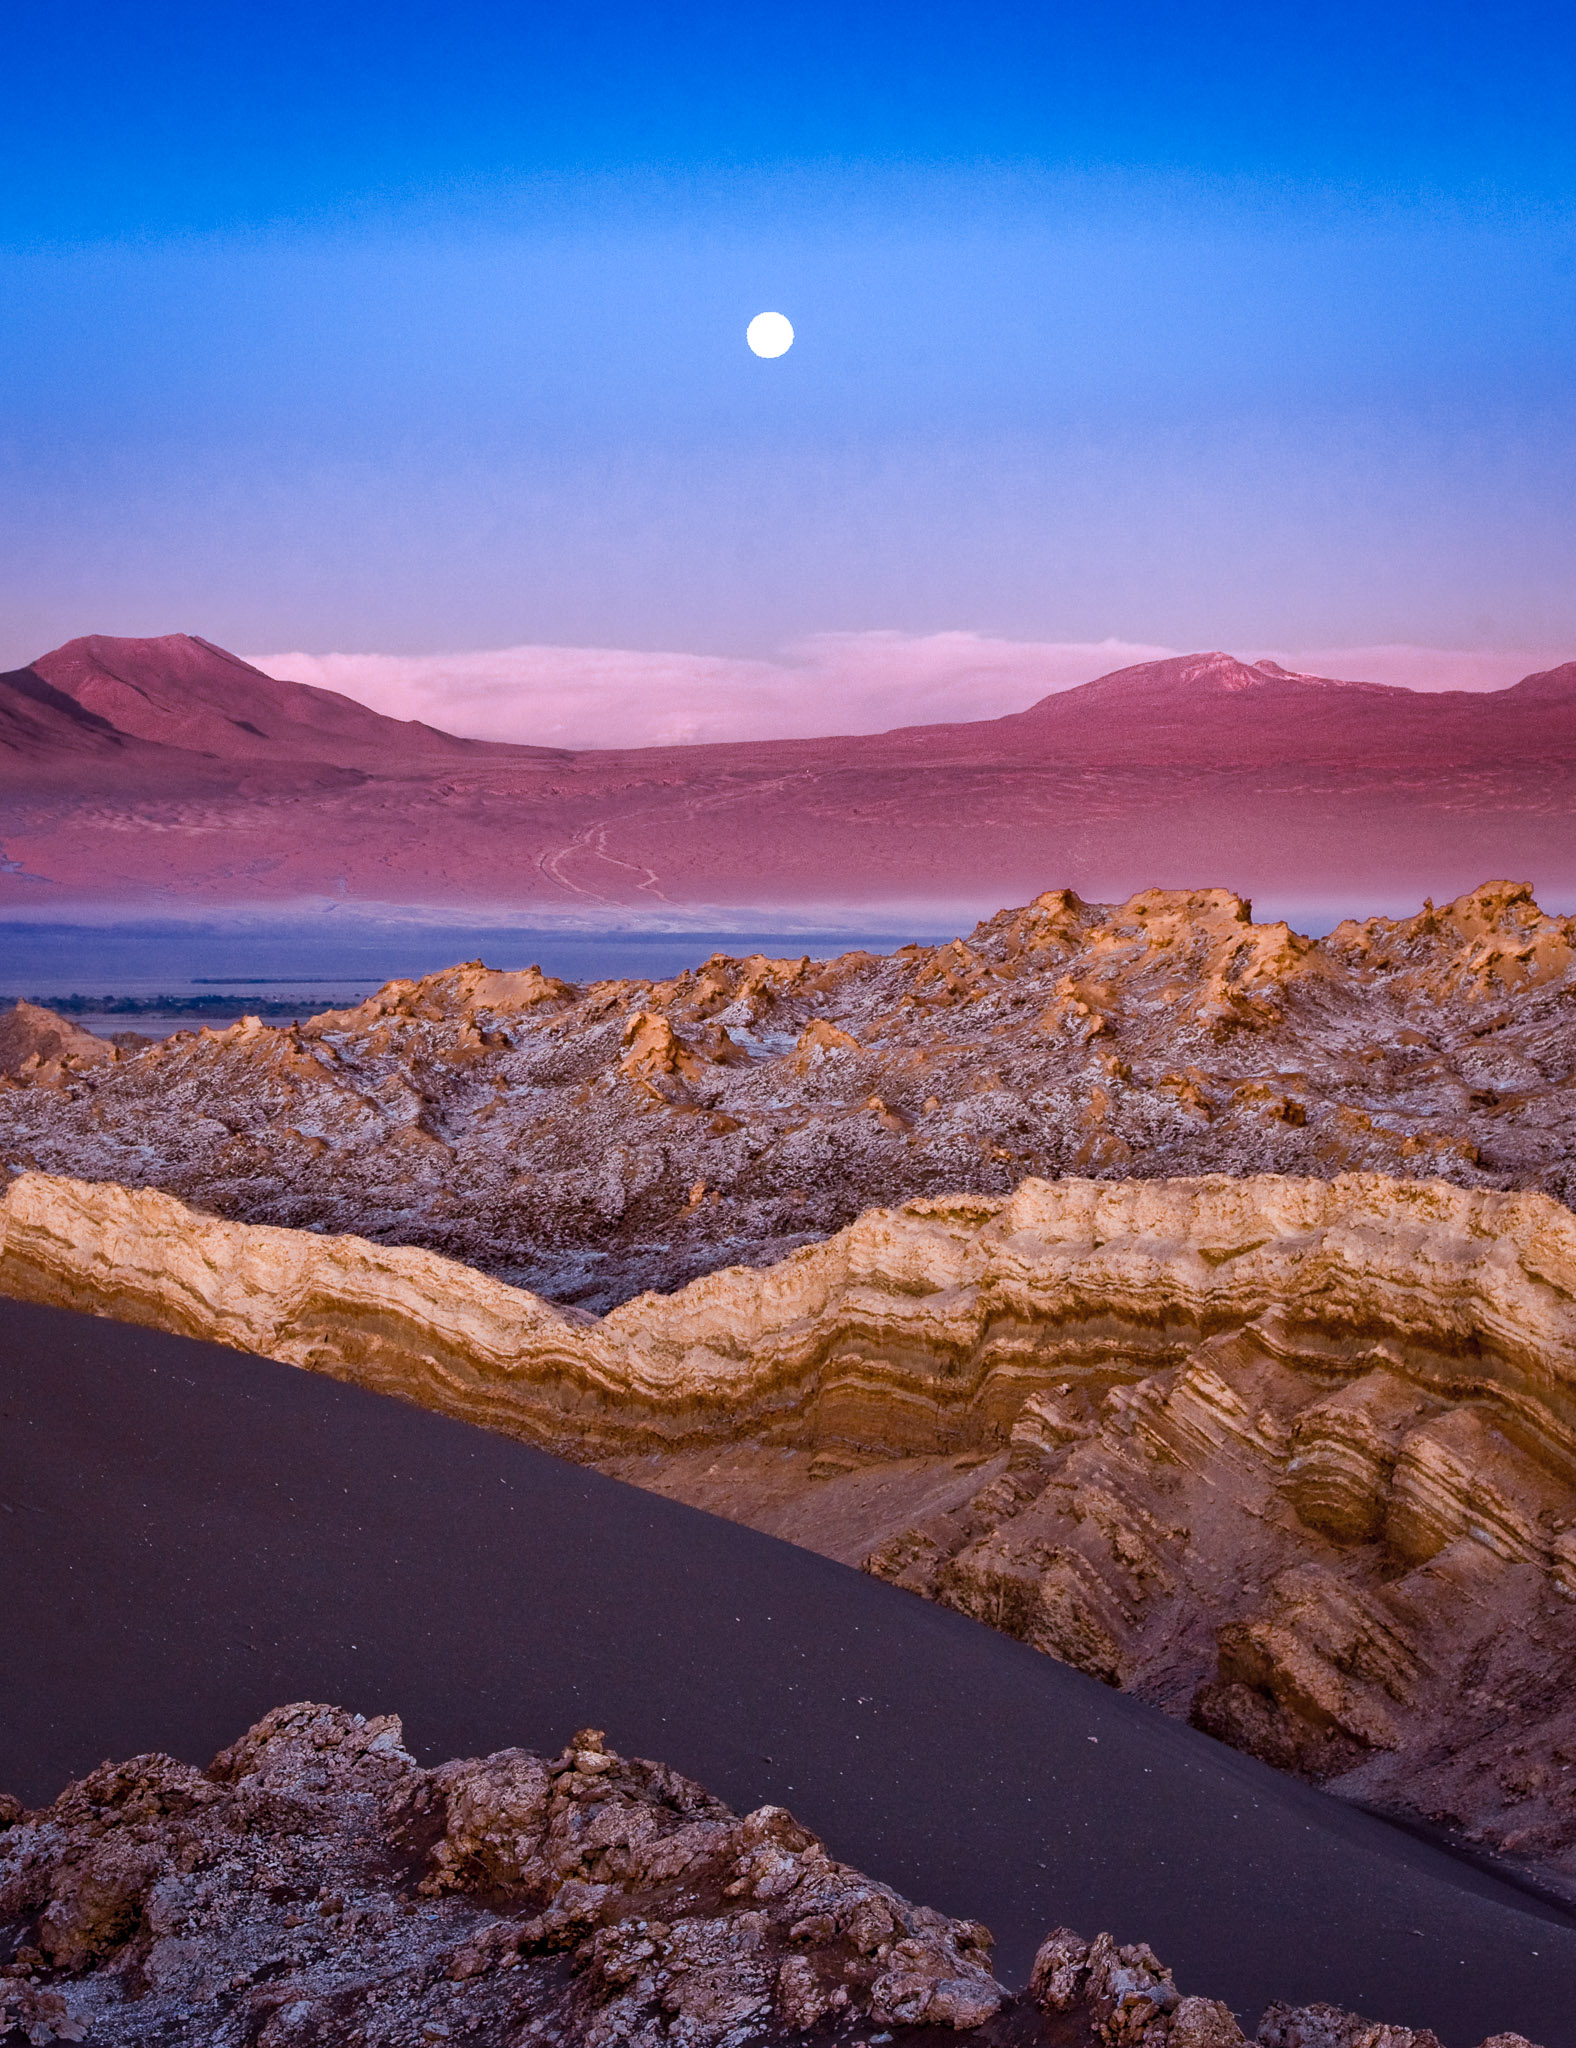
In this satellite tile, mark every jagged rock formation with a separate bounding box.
[4,1166,1576,1899]
[0,1005,115,1085]
[0,1704,1002,2045]
[2,881,1576,1310]
[0,1703,1540,2048]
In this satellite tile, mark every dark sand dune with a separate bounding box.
[2,1300,1573,2045]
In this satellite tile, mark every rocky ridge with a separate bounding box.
[0,1702,1540,2048]
[4,1167,1576,1898]
[0,1006,116,1084]
[2,881,1575,1311]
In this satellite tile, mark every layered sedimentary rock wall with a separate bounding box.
[2,880,1575,1309]
[4,1166,1576,1898]
[5,1167,1576,1466]
[0,1702,1539,2048]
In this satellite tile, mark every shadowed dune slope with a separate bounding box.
[3,1167,1576,1908]
[1,1297,1573,2046]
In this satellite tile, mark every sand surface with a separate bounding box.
[2,1297,1574,2045]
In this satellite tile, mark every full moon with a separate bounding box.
[746,311,794,358]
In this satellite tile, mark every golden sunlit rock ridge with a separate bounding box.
[2,880,1574,1312]
[4,1167,1574,1465]
[4,1164,1576,1901]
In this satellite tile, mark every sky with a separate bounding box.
[2,1,1575,688]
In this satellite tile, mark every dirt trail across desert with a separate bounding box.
[3,635,1574,912]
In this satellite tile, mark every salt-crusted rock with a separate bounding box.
[3,879,1576,1313]
[0,1706,1004,2045]
[0,1711,1543,2047]
[1256,2003,1445,2048]
[1030,1925,1183,2040]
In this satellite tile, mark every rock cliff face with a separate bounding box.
[2,881,1574,1311]
[4,1167,1576,1898]
[0,1703,1539,2048]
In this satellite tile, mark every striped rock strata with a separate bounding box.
[3,1168,1576,1897]
[3,1167,1576,1465]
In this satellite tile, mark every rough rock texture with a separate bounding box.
[4,1167,1576,1897]
[2,881,1575,1311]
[861,1318,1576,1906]
[0,1005,115,1086]
[0,1705,1540,2048]
[5,1167,1575,1468]
[0,1705,1004,2046]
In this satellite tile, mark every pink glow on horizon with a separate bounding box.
[247,633,1571,751]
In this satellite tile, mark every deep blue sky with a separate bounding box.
[2,0,1574,664]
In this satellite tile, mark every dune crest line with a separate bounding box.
[7,1165,1576,1905]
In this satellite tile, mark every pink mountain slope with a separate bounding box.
[878,651,1576,768]
[1,638,1572,914]
[24,634,560,771]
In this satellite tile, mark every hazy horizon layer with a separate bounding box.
[0,921,950,1028]
[8,876,1574,1021]
[235,634,1574,752]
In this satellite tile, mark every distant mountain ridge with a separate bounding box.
[15,632,552,770]
[1505,658,1576,703]
[1,632,1572,912]
[7,632,1576,772]
[990,648,1576,769]
[0,656,146,763]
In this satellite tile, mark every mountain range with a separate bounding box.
[3,633,1573,915]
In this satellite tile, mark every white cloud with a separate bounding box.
[245,633,1173,748]
[247,632,1570,750]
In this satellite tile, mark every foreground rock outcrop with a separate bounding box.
[2,881,1575,1309]
[4,1167,1576,1900]
[0,1704,1541,2047]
